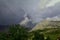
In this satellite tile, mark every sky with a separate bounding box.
[0,0,60,25]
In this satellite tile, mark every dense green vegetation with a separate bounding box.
[0,24,60,40]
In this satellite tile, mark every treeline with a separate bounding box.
[0,24,50,40]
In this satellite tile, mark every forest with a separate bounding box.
[0,24,60,40]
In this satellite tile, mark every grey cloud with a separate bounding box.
[42,2,60,18]
[0,0,40,25]
[29,2,60,23]
[0,3,25,25]
[1,0,60,24]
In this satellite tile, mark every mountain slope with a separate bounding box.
[20,14,36,29]
[31,19,60,31]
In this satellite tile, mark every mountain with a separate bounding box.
[31,19,60,31]
[20,14,36,29]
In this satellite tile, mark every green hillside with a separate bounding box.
[30,19,60,40]
[0,24,60,40]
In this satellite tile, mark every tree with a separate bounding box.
[46,36,51,40]
[32,31,44,40]
[8,24,29,40]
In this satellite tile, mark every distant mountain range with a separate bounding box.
[20,15,60,30]
[0,15,60,31]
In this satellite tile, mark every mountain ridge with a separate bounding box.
[31,19,60,31]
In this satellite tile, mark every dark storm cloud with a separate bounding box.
[0,6,25,25]
[1,0,60,24]
[0,0,40,25]
[0,0,26,25]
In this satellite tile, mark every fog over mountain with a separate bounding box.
[0,0,60,25]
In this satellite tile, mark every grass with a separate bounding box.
[42,28,60,40]
[31,28,60,40]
